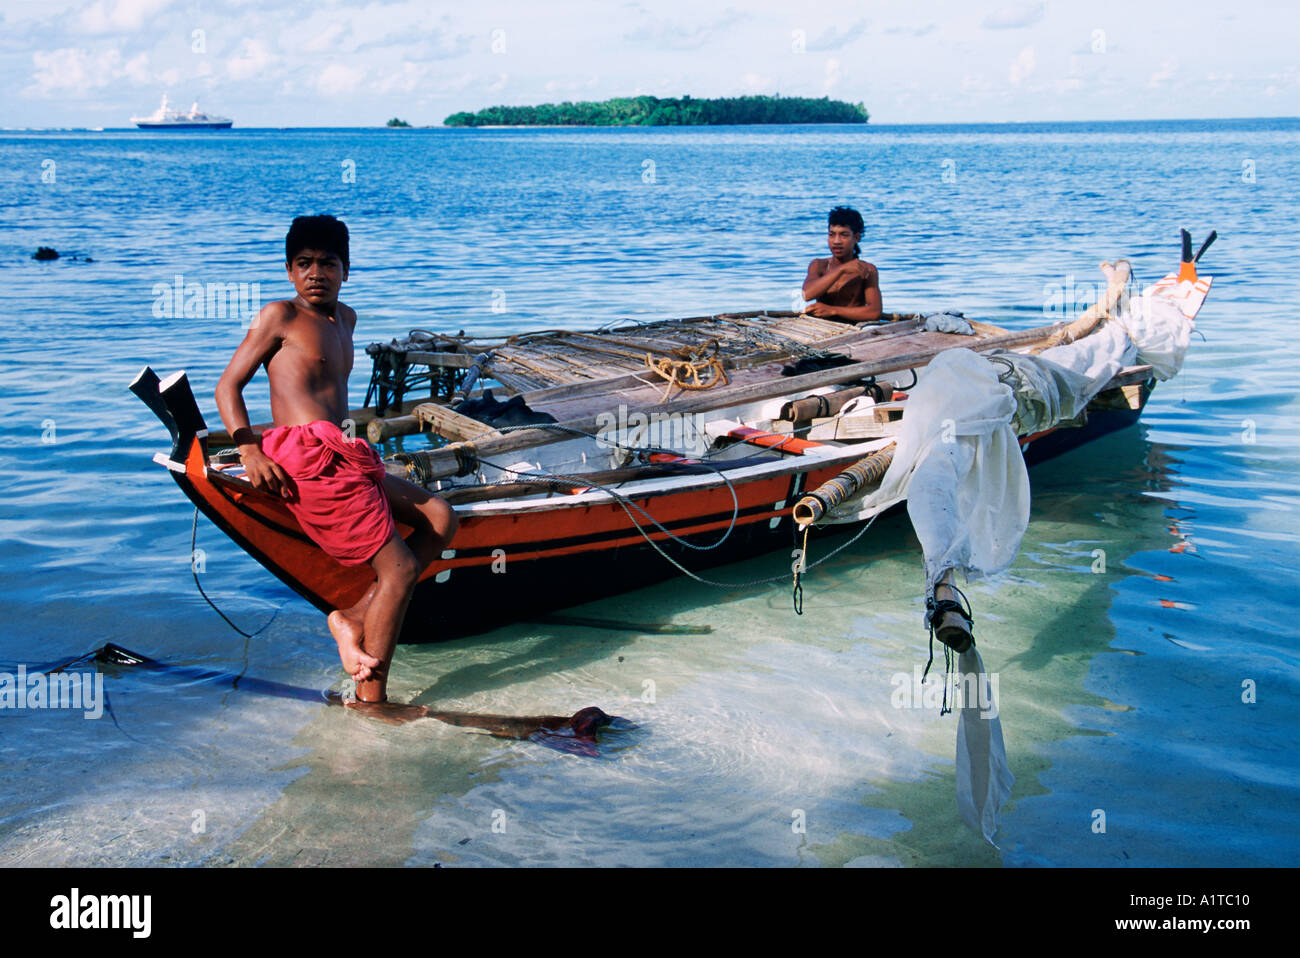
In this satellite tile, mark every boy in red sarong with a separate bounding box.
[214,215,457,704]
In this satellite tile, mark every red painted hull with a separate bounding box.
[164,380,1148,639]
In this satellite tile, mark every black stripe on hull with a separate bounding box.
[402,504,805,640]
[1020,391,1147,467]
[401,395,1153,640]
[174,471,338,615]
[171,388,1153,641]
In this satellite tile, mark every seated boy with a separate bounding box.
[801,205,883,322]
[214,215,457,704]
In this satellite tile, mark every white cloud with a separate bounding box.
[434,72,476,95]
[226,38,275,82]
[316,63,367,96]
[884,24,936,38]
[293,6,468,58]
[824,57,842,93]
[78,0,175,34]
[372,62,429,96]
[1147,57,1177,88]
[24,46,149,95]
[122,52,150,84]
[9,0,1296,126]
[300,24,348,56]
[1009,46,1036,85]
[982,2,1045,30]
[807,20,869,52]
[539,76,600,96]
[624,9,748,50]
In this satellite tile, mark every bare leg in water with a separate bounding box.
[328,475,457,701]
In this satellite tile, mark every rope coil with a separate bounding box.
[644,338,729,398]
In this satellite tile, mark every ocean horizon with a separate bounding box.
[8,115,1300,132]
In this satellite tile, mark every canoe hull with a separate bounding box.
[139,367,1153,640]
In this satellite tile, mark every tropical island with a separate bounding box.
[386,117,411,127]
[444,94,868,127]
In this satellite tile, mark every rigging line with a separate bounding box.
[468,421,888,574]
[473,452,879,590]
[615,507,879,592]
[190,507,284,640]
[0,648,140,742]
[473,452,743,553]
[479,412,832,466]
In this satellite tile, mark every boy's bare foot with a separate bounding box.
[344,698,430,725]
[328,610,380,681]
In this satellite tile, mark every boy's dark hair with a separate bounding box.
[286,215,349,270]
[828,206,864,257]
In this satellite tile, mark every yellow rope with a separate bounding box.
[644,338,729,399]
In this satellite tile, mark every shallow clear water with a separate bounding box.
[1,120,1297,866]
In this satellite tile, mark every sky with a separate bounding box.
[1,0,1298,127]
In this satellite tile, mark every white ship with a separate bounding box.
[131,94,232,130]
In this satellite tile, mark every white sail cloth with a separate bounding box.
[823,275,1202,567]
[819,271,1202,845]
[823,347,1025,845]
[957,646,1014,841]
[825,347,1029,591]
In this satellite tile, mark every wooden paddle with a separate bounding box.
[93,643,635,757]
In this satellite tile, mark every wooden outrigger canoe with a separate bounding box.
[132,246,1212,640]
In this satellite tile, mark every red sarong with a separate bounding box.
[260,420,396,566]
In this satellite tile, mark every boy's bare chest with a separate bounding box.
[280,316,354,376]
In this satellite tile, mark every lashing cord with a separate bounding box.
[923,584,974,716]
[190,507,282,639]
[470,450,880,598]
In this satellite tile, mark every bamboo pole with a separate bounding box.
[792,444,897,528]
[412,320,1079,481]
[779,384,871,422]
[207,397,431,448]
[1029,260,1130,353]
[413,462,719,503]
[367,402,502,444]
[500,317,927,405]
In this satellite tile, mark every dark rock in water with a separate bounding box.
[33,247,93,263]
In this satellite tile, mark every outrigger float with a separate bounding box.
[132,234,1214,650]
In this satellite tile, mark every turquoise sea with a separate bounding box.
[0,119,1297,866]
